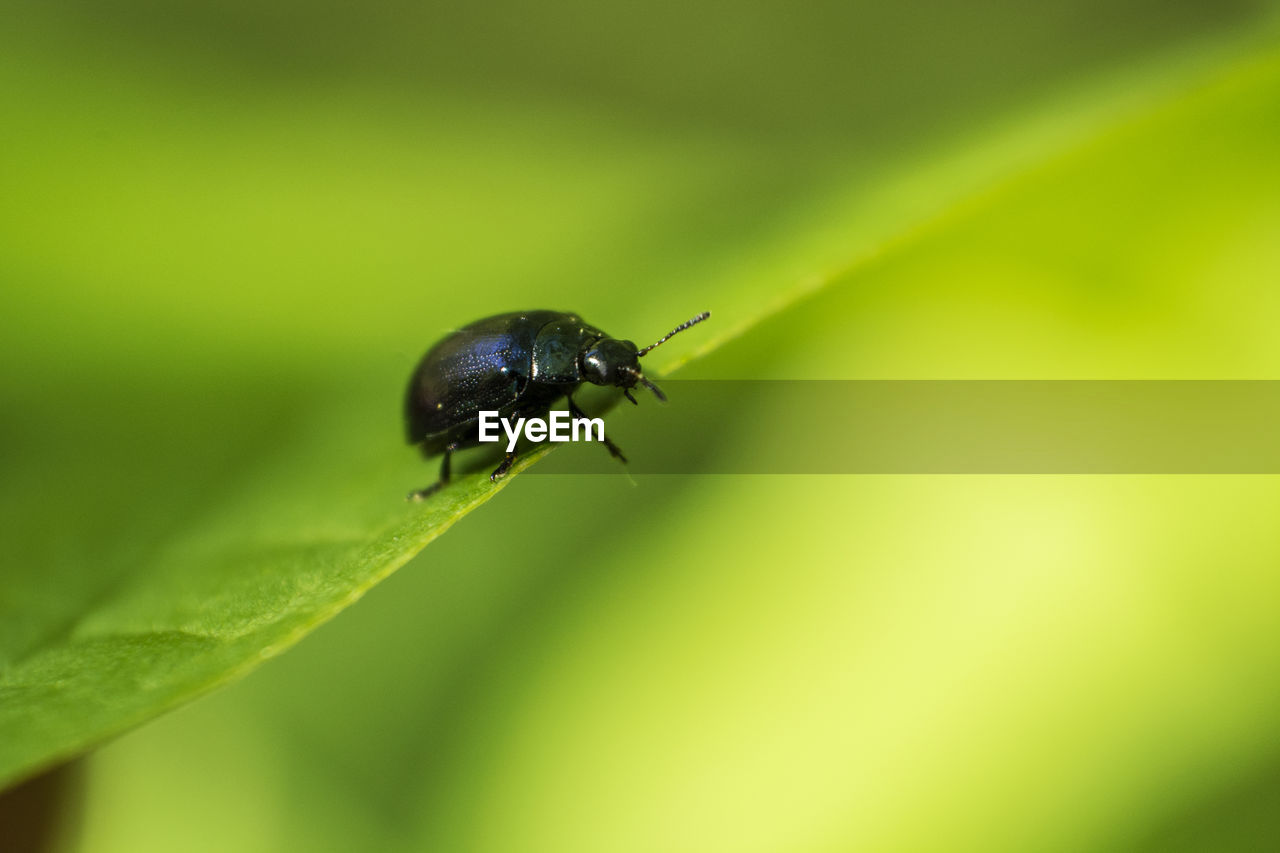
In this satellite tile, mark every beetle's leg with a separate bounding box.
[407,482,441,501]
[439,445,454,483]
[566,396,627,464]
[407,443,457,502]
[490,451,517,482]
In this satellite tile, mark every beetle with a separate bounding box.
[404,310,710,500]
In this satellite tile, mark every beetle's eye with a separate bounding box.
[581,348,610,385]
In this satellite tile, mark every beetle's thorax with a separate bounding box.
[529,316,607,384]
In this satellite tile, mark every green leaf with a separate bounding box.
[2,0,1278,817]
[72,28,1280,852]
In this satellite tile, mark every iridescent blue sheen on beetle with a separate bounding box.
[404,310,710,500]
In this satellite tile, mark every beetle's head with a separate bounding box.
[580,311,710,405]
[582,338,645,390]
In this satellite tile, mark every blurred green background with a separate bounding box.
[3,0,1280,850]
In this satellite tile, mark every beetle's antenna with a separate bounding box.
[637,311,710,357]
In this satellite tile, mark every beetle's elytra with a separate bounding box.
[404,310,710,500]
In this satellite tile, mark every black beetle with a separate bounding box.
[404,310,710,500]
